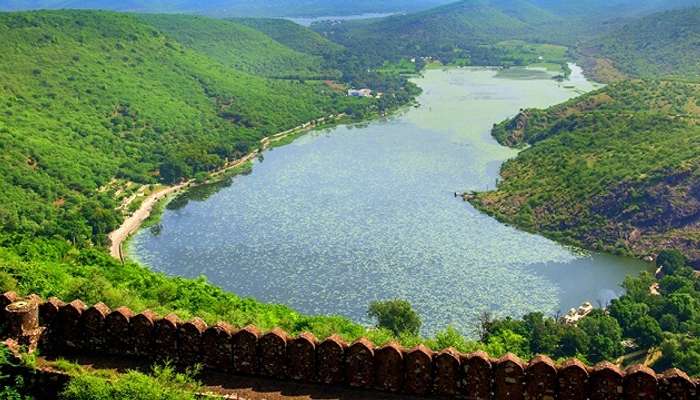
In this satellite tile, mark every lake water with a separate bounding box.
[131,65,649,336]
[288,13,397,26]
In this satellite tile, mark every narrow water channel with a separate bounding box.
[131,65,650,336]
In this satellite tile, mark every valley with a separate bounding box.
[1,1,700,397]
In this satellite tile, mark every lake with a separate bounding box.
[131,65,650,336]
[288,13,398,26]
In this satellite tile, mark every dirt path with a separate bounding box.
[108,183,186,261]
[106,114,345,262]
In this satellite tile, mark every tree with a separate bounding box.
[579,311,624,363]
[656,250,687,276]
[628,315,663,348]
[485,329,530,358]
[557,326,590,358]
[367,299,422,336]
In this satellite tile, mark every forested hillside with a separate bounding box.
[314,0,568,68]
[0,10,376,246]
[135,14,336,79]
[0,0,456,17]
[313,0,700,69]
[234,17,344,57]
[578,8,700,82]
[475,80,700,265]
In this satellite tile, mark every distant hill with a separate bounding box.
[314,0,568,67]
[234,17,344,57]
[0,0,456,17]
[0,10,372,244]
[136,14,336,79]
[474,80,700,265]
[578,8,700,82]
[313,0,700,68]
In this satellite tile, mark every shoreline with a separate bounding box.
[107,113,347,262]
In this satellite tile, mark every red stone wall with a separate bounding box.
[2,292,698,399]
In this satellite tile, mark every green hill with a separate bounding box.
[233,17,344,57]
[0,10,373,245]
[313,0,700,69]
[0,0,456,17]
[475,80,700,265]
[136,14,337,79]
[578,8,700,82]
[314,0,571,67]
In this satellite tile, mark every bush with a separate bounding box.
[657,250,688,275]
[367,299,422,336]
[60,365,199,400]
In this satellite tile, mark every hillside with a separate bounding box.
[313,0,700,69]
[136,14,336,79]
[578,8,700,82]
[314,0,570,67]
[474,80,700,265]
[0,0,456,17]
[234,17,344,57]
[0,10,373,246]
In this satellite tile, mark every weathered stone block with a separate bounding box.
[346,338,374,389]
[589,362,624,400]
[317,335,347,385]
[80,302,110,352]
[558,359,589,400]
[259,328,288,379]
[525,355,557,400]
[39,297,64,328]
[658,368,695,400]
[433,347,460,397]
[37,297,64,353]
[0,291,18,324]
[178,317,207,366]
[404,344,433,395]
[232,325,260,375]
[131,310,157,358]
[623,364,657,400]
[5,298,42,350]
[153,313,180,362]
[494,353,525,400]
[104,307,134,355]
[459,351,492,400]
[55,300,86,351]
[374,342,404,392]
[287,332,317,382]
[201,322,234,370]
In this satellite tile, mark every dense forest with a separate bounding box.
[578,8,700,82]
[477,79,700,265]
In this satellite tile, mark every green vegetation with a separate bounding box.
[0,10,386,246]
[579,8,700,82]
[478,252,700,374]
[368,300,422,336]
[314,0,568,69]
[234,18,344,58]
[60,364,199,400]
[478,79,700,265]
[136,14,337,79]
[0,0,456,17]
[1,2,700,392]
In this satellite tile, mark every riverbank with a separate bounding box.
[107,113,348,262]
[128,67,647,335]
[468,78,700,267]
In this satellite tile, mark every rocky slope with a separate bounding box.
[474,80,700,265]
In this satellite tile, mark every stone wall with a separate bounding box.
[2,292,699,399]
